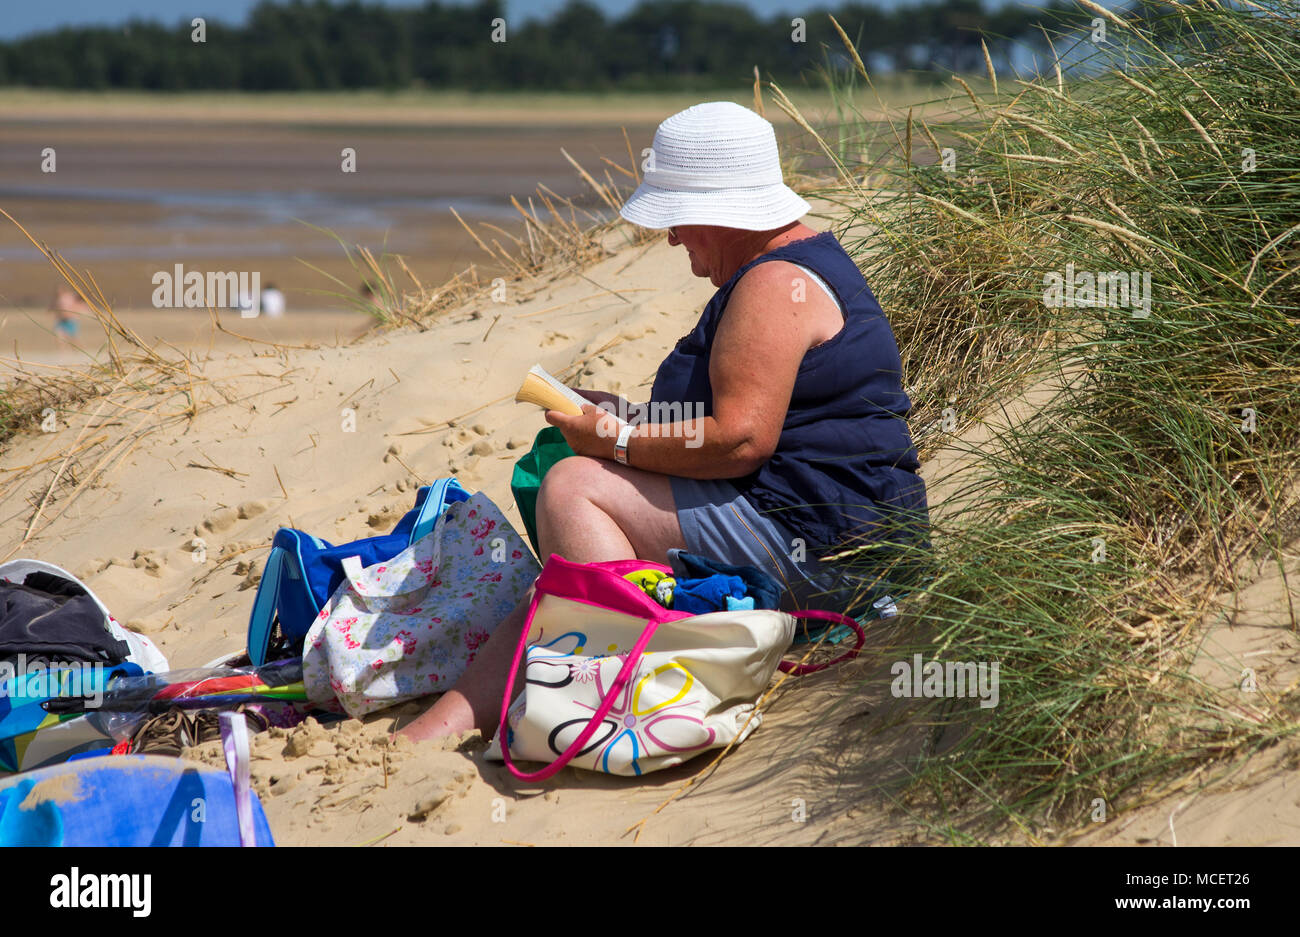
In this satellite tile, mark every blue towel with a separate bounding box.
[673,574,748,614]
[667,549,785,610]
[0,778,63,846]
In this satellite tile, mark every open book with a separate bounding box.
[515,364,626,425]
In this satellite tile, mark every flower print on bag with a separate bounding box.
[570,658,599,684]
[333,616,362,650]
[551,659,716,775]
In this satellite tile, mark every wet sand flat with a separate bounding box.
[0,96,670,336]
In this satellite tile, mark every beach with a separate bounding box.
[2,206,1296,845]
[2,49,1298,846]
[0,211,935,845]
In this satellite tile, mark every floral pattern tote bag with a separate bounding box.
[302,493,539,718]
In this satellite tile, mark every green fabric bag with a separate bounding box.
[510,426,575,557]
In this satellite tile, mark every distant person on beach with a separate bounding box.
[260,283,285,318]
[48,284,89,348]
[402,101,929,742]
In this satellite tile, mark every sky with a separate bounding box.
[0,0,1054,40]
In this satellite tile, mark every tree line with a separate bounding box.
[0,0,1101,92]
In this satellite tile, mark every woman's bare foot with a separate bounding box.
[397,590,532,743]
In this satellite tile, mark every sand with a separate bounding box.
[19,773,85,810]
[0,307,376,369]
[1,215,1297,845]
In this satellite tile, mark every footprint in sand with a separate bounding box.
[131,549,166,578]
[76,557,112,580]
[408,770,475,823]
[233,561,260,591]
[238,500,270,520]
[441,427,475,449]
[203,507,239,534]
[541,330,570,347]
[126,612,174,635]
[366,505,400,530]
[448,455,480,479]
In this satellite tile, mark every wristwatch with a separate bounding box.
[614,422,634,465]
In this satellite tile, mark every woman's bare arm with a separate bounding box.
[548,261,841,478]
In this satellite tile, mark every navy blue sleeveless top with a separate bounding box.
[650,231,929,554]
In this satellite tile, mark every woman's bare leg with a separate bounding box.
[398,457,686,741]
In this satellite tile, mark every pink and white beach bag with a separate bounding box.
[486,554,864,779]
[302,492,538,718]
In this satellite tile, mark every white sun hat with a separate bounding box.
[619,101,810,231]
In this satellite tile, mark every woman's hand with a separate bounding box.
[545,404,622,460]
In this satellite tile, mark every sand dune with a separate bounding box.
[1,221,1296,846]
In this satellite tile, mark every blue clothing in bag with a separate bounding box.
[672,574,748,614]
[246,478,469,665]
[667,548,785,610]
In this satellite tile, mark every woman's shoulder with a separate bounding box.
[725,258,845,349]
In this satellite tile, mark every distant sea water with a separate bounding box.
[0,116,648,314]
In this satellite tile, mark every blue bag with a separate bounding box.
[246,478,469,665]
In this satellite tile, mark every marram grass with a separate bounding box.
[785,0,1300,840]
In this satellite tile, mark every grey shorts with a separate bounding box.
[669,475,874,612]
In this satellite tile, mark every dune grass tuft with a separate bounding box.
[783,0,1300,839]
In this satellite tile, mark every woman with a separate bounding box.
[401,102,927,742]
